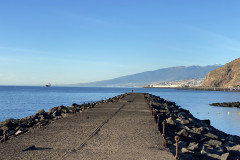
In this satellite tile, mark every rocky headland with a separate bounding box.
[210,102,240,108]
[203,57,240,88]
[145,93,240,160]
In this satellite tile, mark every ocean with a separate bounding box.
[0,86,239,136]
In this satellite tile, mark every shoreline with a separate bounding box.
[144,86,240,92]
[1,93,240,159]
[0,94,127,143]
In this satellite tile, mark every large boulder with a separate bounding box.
[1,119,20,128]
[187,142,199,151]
[37,109,45,115]
[206,139,222,147]
[204,132,218,139]
[177,129,189,137]
[166,117,176,125]
[48,107,58,114]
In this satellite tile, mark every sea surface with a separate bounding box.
[0,86,240,136]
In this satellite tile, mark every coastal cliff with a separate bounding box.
[203,58,240,88]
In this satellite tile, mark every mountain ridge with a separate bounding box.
[75,65,222,87]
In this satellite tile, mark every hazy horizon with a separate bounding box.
[1,1,240,85]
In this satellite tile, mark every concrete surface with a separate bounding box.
[0,93,174,160]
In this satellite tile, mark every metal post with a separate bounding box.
[175,136,180,160]
[3,131,7,143]
[162,120,166,147]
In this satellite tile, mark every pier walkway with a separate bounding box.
[0,93,174,160]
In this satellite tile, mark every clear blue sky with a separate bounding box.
[0,0,240,85]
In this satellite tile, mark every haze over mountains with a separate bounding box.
[75,65,222,87]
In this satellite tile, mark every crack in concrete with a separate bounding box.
[61,103,126,159]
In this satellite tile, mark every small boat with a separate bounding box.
[46,83,51,87]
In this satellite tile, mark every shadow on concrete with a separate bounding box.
[23,145,52,152]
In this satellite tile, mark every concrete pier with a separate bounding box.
[0,93,174,160]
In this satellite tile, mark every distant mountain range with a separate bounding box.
[203,58,240,88]
[74,65,222,87]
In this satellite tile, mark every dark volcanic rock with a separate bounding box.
[210,102,240,108]
[187,142,199,151]
[0,129,3,136]
[37,109,45,115]
[145,93,240,160]
[202,119,211,125]
[0,93,127,143]
[177,129,189,137]
[204,132,218,139]
[1,119,20,128]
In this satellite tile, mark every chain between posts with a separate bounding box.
[175,136,180,160]
[146,97,181,160]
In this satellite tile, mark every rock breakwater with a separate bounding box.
[210,102,240,108]
[145,93,240,160]
[0,94,127,143]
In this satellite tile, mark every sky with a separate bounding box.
[0,0,240,85]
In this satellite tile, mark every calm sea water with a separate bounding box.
[0,86,239,136]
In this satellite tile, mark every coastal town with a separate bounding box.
[145,78,205,88]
